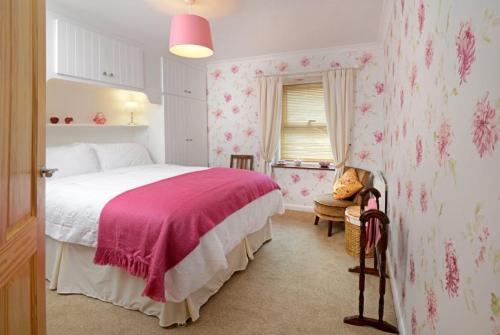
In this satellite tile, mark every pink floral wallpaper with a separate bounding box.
[382,0,500,334]
[207,46,384,208]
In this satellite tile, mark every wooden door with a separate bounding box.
[0,0,46,334]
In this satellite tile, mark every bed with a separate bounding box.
[45,143,284,327]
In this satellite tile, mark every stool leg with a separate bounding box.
[328,221,333,237]
[314,216,319,225]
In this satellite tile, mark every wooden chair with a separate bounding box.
[313,167,372,237]
[230,155,254,170]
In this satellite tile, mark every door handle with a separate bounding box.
[40,167,58,178]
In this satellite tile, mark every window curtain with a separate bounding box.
[322,69,354,182]
[258,76,283,175]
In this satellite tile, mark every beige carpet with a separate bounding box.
[46,210,398,335]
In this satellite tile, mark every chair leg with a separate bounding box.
[328,221,333,237]
[314,216,319,225]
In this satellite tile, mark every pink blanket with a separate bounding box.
[94,167,280,302]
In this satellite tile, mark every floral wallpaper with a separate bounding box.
[382,0,500,334]
[206,46,384,208]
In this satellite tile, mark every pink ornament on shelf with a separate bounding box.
[93,112,107,125]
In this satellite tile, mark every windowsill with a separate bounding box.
[271,163,336,171]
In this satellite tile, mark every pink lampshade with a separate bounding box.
[169,14,214,58]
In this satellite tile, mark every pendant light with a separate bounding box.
[169,0,214,58]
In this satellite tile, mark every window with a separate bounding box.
[280,82,333,162]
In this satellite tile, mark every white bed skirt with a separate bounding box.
[46,221,272,327]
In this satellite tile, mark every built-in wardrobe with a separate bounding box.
[162,58,208,166]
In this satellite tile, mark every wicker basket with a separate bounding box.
[345,206,373,258]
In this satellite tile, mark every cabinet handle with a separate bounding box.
[103,71,107,76]
[110,72,114,77]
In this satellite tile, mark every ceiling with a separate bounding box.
[47,0,383,61]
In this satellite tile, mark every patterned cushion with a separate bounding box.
[333,168,364,200]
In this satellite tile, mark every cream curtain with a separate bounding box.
[258,76,283,175]
[322,69,355,181]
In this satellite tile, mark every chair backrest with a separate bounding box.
[344,166,372,205]
[230,154,254,170]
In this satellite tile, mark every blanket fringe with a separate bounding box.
[94,248,150,279]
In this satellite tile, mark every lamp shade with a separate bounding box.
[169,14,214,58]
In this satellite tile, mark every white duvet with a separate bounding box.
[46,164,284,301]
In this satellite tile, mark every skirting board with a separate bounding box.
[386,249,407,335]
[284,203,314,213]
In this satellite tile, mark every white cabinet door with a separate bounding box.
[185,66,206,101]
[164,94,188,165]
[126,45,144,89]
[55,19,144,89]
[162,58,185,96]
[164,94,208,166]
[98,35,121,84]
[56,19,99,81]
[162,58,206,101]
[186,98,208,166]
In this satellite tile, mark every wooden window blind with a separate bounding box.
[280,83,333,162]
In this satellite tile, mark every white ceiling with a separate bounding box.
[47,0,383,61]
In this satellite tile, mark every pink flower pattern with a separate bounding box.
[210,69,222,79]
[416,136,423,166]
[374,131,384,143]
[456,21,476,85]
[426,287,438,330]
[406,180,413,204]
[242,87,254,97]
[277,62,289,72]
[232,106,240,114]
[223,92,232,103]
[409,64,417,92]
[419,184,428,213]
[359,102,373,114]
[358,150,371,161]
[230,65,239,74]
[300,57,311,67]
[330,61,341,68]
[409,254,416,284]
[243,127,254,138]
[436,119,453,166]
[224,131,232,142]
[358,52,373,67]
[445,240,460,298]
[411,308,417,335]
[472,92,498,158]
[418,0,425,34]
[425,37,433,69]
[290,173,301,184]
[375,82,385,95]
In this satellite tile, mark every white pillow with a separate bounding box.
[91,143,153,170]
[46,143,101,178]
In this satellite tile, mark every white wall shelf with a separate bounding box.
[46,124,148,128]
